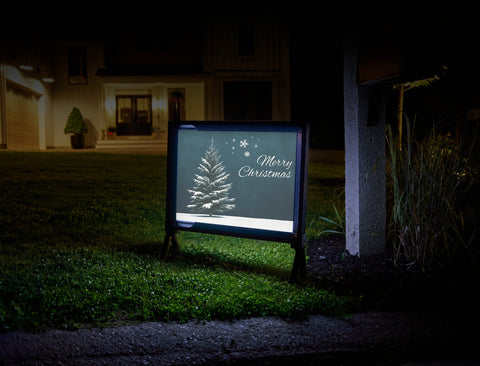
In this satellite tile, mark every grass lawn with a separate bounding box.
[0,151,347,331]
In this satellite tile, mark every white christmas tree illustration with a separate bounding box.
[187,138,235,216]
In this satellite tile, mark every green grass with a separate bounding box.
[0,151,346,331]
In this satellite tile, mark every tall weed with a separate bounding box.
[316,188,346,238]
[386,116,477,274]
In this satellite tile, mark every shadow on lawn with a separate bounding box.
[116,240,292,281]
[113,234,480,315]
[176,250,291,280]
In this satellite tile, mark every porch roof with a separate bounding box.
[96,66,207,77]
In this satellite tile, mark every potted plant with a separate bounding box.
[107,126,117,139]
[64,107,88,149]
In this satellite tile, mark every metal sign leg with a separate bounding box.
[289,235,306,283]
[161,230,179,259]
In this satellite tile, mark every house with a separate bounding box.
[0,14,291,151]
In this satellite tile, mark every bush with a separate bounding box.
[386,116,477,274]
[64,107,88,135]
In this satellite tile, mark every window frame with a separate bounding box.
[67,46,88,85]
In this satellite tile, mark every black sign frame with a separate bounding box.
[162,121,309,282]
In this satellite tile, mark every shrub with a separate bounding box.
[386,116,477,274]
[64,107,88,135]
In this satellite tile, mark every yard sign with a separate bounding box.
[163,121,309,281]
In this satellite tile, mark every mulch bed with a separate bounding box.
[305,234,480,313]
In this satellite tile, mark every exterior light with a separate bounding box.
[42,76,54,83]
[19,64,34,71]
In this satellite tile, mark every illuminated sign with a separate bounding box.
[164,121,309,281]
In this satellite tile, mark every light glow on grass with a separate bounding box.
[0,152,347,331]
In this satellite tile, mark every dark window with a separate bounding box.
[68,47,87,85]
[238,22,255,56]
[168,89,186,121]
[224,82,272,121]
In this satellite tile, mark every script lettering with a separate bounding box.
[238,154,294,179]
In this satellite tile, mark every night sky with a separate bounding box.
[289,8,480,147]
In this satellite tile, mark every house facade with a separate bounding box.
[0,15,290,151]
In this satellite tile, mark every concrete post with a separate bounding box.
[343,34,386,256]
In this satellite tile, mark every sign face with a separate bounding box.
[165,121,309,243]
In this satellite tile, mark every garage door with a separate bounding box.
[6,82,39,149]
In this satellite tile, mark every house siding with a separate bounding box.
[5,83,39,149]
[49,42,104,148]
[203,17,290,122]
[1,15,290,150]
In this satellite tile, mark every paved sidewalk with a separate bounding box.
[1,312,479,365]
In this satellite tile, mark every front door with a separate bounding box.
[116,95,152,136]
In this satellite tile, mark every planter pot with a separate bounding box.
[70,134,85,149]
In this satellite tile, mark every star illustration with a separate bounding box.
[239,139,249,148]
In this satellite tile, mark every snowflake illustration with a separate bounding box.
[244,151,250,157]
[239,139,249,148]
